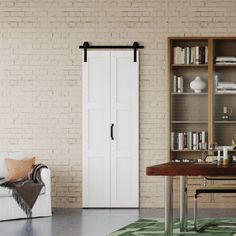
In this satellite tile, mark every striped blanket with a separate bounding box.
[0,164,48,217]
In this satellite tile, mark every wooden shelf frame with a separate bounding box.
[168,37,236,161]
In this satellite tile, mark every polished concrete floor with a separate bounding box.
[0,208,235,236]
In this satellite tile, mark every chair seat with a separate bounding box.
[196,185,236,196]
[205,176,236,180]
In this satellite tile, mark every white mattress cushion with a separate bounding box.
[0,152,27,178]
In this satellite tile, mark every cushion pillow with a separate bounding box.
[0,152,27,177]
[5,157,36,182]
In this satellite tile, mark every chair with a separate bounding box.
[0,152,52,221]
[194,153,236,232]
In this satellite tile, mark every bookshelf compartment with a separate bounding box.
[214,123,236,146]
[214,95,236,121]
[171,67,208,93]
[171,151,203,162]
[214,40,236,57]
[171,96,208,122]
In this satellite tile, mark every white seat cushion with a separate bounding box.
[0,186,45,197]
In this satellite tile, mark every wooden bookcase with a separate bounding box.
[168,37,236,161]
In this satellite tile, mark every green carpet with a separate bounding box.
[108,218,236,236]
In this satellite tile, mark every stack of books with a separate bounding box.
[173,46,208,64]
[215,56,236,64]
[171,131,208,150]
[173,75,183,93]
[216,81,236,93]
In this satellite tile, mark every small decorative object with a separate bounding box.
[190,76,206,93]
[232,134,236,149]
[222,106,232,120]
[223,146,228,166]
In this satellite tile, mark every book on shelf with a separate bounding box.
[215,56,236,64]
[173,46,208,64]
[171,131,208,151]
[173,75,183,93]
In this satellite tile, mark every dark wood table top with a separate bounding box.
[146,162,236,176]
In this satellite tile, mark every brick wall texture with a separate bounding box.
[0,0,236,208]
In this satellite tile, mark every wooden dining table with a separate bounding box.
[146,162,236,236]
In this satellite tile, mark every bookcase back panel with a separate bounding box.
[171,96,208,121]
[215,40,236,57]
[214,67,236,83]
[172,40,208,48]
[171,151,202,161]
[214,123,236,146]
[171,123,208,132]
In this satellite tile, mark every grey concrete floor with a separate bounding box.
[0,208,235,236]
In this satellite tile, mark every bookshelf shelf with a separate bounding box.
[171,64,208,68]
[215,93,236,95]
[171,92,208,95]
[172,121,208,124]
[214,121,236,124]
[171,150,204,152]
[214,64,236,67]
[168,37,236,160]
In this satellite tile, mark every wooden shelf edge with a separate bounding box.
[171,92,208,95]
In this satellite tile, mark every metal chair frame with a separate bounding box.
[194,152,236,232]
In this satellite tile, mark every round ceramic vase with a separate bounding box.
[190,76,206,93]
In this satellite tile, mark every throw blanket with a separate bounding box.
[0,164,48,217]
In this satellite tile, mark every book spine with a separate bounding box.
[186,47,190,64]
[199,132,202,149]
[171,132,174,150]
[192,132,197,150]
[200,46,205,64]
[189,131,192,150]
[173,75,177,93]
[177,76,183,93]
[195,46,200,64]
[190,47,195,64]
[184,132,187,149]
[178,132,182,150]
[181,47,185,64]
[205,46,208,64]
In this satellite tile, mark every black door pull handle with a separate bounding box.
[111,124,114,140]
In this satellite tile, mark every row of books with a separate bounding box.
[215,81,236,94]
[173,75,183,93]
[173,46,208,64]
[171,131,208,150]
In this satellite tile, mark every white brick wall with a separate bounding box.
[0,0,236,208]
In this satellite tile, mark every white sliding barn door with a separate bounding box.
[110,51,139,207]
[83,50,139,208]
[82,51,111,207]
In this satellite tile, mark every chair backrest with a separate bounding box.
[204,154,236,184]
[0,152,27,177]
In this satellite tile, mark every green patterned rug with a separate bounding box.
[108,218,236,236]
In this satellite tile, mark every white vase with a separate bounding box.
[190,76,206,93]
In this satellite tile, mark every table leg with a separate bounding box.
[180,176,188,232]
[165,176,173,236]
